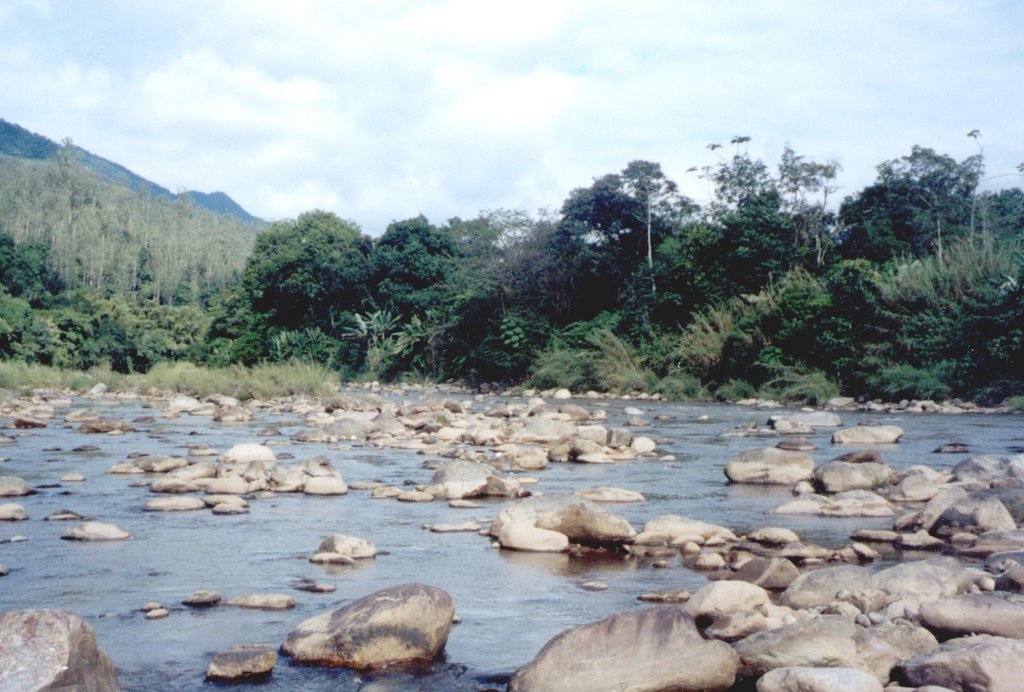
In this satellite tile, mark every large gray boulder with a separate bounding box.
[61,522,130,541]
[897,634,1024,691]
[206,644,276,681]
[733,615,900,683]
[831,425,903,445]
[781,565,873,609]
[423,460,494,500]
[756,666,883,692]
[813,460,893,494]
[871,556,973,604]
[0,475,33,497]
[931,493,1016,537]
[507,607,738,691]
[280,583,454,669]
[0,609,120,691]
[725,448,814,485]
[533,501,637,546]
[920,593,1024,639]
[733,557,800,590]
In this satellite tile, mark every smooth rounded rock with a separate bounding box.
[280,583,455,670]
[207,644,277,681]
[143,496,206,512]
[225,594,296,611]
[725,447,814,485]
[0,502,27,521]
[61,522,130,541]
[508,607,738,691]
[756,666,883,692]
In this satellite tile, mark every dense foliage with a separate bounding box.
[1,138,1022,403]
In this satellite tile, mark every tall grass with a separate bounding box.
[0,360,339,400]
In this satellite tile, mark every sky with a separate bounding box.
[2,0,1022,233]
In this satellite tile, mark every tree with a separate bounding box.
[242,210,371,333]
[838,146,980,263]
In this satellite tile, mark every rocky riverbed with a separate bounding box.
[0,386,1022,690]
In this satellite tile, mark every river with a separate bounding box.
[1,393,1021,690]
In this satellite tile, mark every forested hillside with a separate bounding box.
[0,134,1021,404]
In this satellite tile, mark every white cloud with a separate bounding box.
[0,0,1021,231]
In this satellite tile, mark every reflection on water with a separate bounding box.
[1,395,1021,689]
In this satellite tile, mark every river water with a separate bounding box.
[1,393,1022,690]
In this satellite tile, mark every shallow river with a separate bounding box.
[1,393,1022,690]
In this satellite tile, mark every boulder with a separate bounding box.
[896,634,1024,690]
[781,565,873,609]
[303,476,349,495]
[508,418,576,444]
[920,593,1024,638]
[747,527,800,546]
[952,454,1024,484]
[871,556,973,605]
[0,609,120,691]
[831,425,903,445]
[889,473,942,503]
[182,590,221,607]
[756,666,883,692]
[813,460,893,494]
[772,490,895,517]
[769,412,843,429]
[78,418,134,434]
[315,535,376,560]
[498,520,570,553]
[634,514,738,546]
[685,581,771,623]
[221,443,276,465]
[0,475,33,497]
[574,487,645,503]
[206,644,276,681]
[733,615,901,683]
[205,476,251,495]
[61,522,130,541]
[725,447,814,485]
[225,594,296,611]
[280,583,454,669]
[931,493,1016,537]
[423,460,494,500]
[143,496,206,512]
[0,502,27,521]
[534,501,637,546]
[733,557,800,590]
[507,607,738,691]
[149,462,217,493]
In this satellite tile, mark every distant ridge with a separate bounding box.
[0,118,261,224]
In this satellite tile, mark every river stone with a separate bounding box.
[498,520,570,552]
[0,502,27,520]
[770,412,844,429]
[507,606,738,692]
[574,487,645,503]
[952,454,1024,484]
[756,666,883,692]
[831,425,903,445]
[734,557,800,590]
[630,436,656,453]
[896,634,1024,690]
[423,460,494,499]
[634,514,738,545]
[919,592,1024,638]
[781,565,873,609]
[397,489,434,502]
[316,534,376,560]
[79,418,135,434]
[221,443,276,464]
[0,609,120,691]
[871,556,972,604]
[206,644,277,681]
[205,475,251,495]
[226,594,296,610]
[813,460,893,493]
[61,522,130,541]
[931,493,1016,537]
[747,527,800,545]
[733,615,899,683]
[685,581,771,623]
[183,590,221,607]
[143,496,206,512]
[971,530,1024,559]
[0,475,33,497]
[281,583,454,670]
[145,608,168,620]
[534,501,637,546]
[149,461,217,493]
[725,447,814,485]
[890,473,942,503]
[508,418,576,444]
[303,476,349,495]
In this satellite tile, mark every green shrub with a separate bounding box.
[764,365,840,405]
[655,371,710,401]
[714,378,758,401]
[868,363,952,401]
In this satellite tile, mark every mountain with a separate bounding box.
[0,118,261,224]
